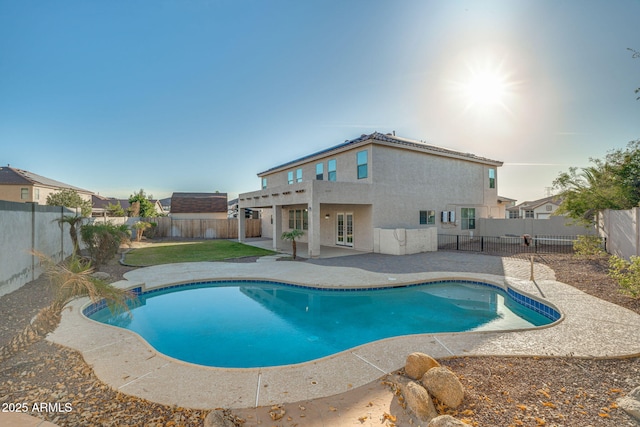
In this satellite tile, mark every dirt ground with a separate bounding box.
[1,251,639,426]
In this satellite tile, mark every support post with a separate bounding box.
[237,208,246,242]
[272,205,282,251]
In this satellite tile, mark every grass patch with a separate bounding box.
[123,240,276,266]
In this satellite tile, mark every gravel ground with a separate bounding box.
[1,251,639,426]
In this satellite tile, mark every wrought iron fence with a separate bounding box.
[437,234,605,255]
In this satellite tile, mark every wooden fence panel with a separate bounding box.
[148,217,261,239]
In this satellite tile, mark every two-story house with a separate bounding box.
[0,165,93,205]
[238,132,503,257]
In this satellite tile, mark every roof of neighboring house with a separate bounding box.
[497,195,517,203]
[507,195,562,211]
[92,194,131,210]
[0,166,92,193]
[170,192,228,214]
[258,132,503,176]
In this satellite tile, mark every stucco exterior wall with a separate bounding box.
[261,144,373,188]
[370,144,499,233]
[0,201,75,297]
[0,184,92,205]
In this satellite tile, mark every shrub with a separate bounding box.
[573,235,605,257]
[608,255,640,298]
[80,222,130,266]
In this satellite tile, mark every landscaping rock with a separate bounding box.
[203,409,236,427]
[421,367,465,409]
[91,271,111,281]
[405,352,440,380]
[617,386,640,423]
[403,380,438,422]
[428,414,470,426]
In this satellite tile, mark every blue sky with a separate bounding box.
[1,0,639,203]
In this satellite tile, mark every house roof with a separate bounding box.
[170,192,228,214]
[258,132,503,176]
[508,195,561,211]
[91,194,131,210]
[0,166,92,193]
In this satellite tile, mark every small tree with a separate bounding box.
[132,221,152,242]
[0,252,135,363]
[281,229,304,260]
[609,255,640,298]
[47,188,92,217]
[128,189,157,218]
[80,222,130,266]
[106,202,126,217]
[56,215,85,255]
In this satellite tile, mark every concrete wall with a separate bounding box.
[476,216,596,237]
[0,201,76,297]
[374,227,438,255]
[599,207,640,259]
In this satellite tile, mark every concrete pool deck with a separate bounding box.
[46,254,640,410]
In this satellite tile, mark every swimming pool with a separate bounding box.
[86,279,558,368]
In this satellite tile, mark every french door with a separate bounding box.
[336,212,353,247]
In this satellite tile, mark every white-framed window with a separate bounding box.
[489,168,496,189]
[261,177,267,189]
[34,188,40,200]
[328,159,336,181]
[316,163,323,180]
[287,171,294,185]
[419,210,435,225]
[20,188,28,200]
[288,209,308,230]
[525,210,534,218]
[296,168,302,183]
[461,208,476,230]
[357,150,368,179]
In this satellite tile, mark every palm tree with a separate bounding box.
[281,229,305,260]
[56,215,85,255]
[0,252,135,363]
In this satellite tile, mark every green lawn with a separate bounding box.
[123,240,276,266]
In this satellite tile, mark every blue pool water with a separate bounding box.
[87,280,555,368]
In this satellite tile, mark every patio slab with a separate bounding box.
[47,255,640,409]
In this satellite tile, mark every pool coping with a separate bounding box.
[47,261,640,409]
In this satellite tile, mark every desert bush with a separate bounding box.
[573,235,606,257]
[81,222,130,266]
[608,255,640,298]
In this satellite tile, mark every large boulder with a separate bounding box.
[421,367,465,409]
[403,381,438,422]
[428,414,470,426]
[617,386,640,423]
[405,352,440,380]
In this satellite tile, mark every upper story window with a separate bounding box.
[296,168,302,183]
[488,168,496,189]
[461,208,476,230]
[357,150,368,179]
[21,188,28,200]
[261,177,267,189]
[287,171,294,185]
[316,163,323,180]
[328,159,337,181]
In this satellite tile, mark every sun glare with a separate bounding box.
[450,56,518,115]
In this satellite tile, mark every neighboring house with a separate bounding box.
[170,192,228,219]
[238,132,503,257]
[507,196,562,219]
[228,198,256,219]
[159,197,172,214]
[91,195,165,217]
[0,165,93,206]
[91,195,131,217]
[497,196,517,218]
